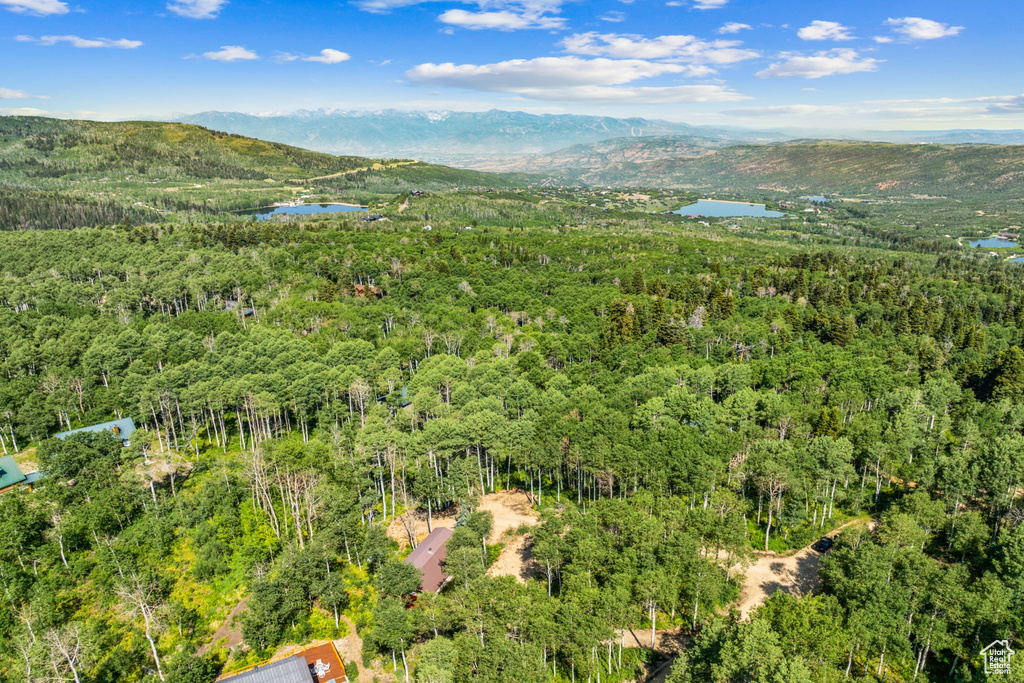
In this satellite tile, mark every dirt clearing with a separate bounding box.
[487,533,541,583]
[736,518,873,619]
[388,489,539,547]
[198,596,248,656]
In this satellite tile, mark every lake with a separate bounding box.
[1010,256,1024,264]
[801,196,829,203]
[969,237,1018,248]
[243,203,368,219]
[669,199,786,218]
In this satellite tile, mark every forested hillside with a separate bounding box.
[1,179,1023,682]
[0,117,519,229]
[522,139,1024,200]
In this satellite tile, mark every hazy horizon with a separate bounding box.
[3,0,1023,131]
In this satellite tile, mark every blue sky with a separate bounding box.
[3,0,1023,130]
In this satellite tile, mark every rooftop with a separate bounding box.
[55,417,136,444]
[404,527,453,593]
[0,455,26,491]
[218,641,347,683]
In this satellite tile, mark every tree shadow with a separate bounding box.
[760,553,822,601]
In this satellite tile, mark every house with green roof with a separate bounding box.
[55,417,136,447]
[0,456,27,495]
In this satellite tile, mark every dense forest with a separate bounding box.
[1,118,1023,683]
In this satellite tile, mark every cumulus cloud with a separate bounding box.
[0,87,48,99]
[0,0,67,14]
[718,22,751,34]
[167,0,227,18]
[797,20,855,41]
[406,56,748,103]
[438,8,564,30]
[885,17,962,40]
[17,35,143,48]
[756,49,880,79]
[355,0,567,31]
[561,32,758,65]
[304,49,351,64]
[198,45,258,61]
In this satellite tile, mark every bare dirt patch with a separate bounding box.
[487,533,541,583]
[477,490,539,542]
[199,596,248,656]
[735,518,873,619]
[736,549,823,619]
[387,489,540,548]
[334,616,365,677]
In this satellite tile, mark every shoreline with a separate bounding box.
[690,198,763,206]
[270,201,366,208]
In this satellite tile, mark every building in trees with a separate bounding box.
[55,417,136,447]
[404,527,453,593]
[0,455,26,494]
[216,641,347,683]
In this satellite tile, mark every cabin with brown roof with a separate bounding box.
[404,527,453,593]
[216,641,347,683]
[353,284,382,299]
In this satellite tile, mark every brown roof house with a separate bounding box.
[217,641,347,683]
[404,527,453,593]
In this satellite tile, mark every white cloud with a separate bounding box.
[0,0,67,14]
[725,104,848,117]
[528,84,746,103]
[797,20,855,41]
[167,0,227,18]
[561,32,758,65]
[438,8,564,30]
[406,56,747,103]
[353,0,430,12]
[18,35,143,49]
[718,22,750,34]
[409,57,683,89]
[354,0,569,25]
[198,45,258,61]
[756,49,880,79]
[988,95,1024,114]
[0,87,48,99]
[885,17,962,40]
[722,94,1024,121]
[600,10,625,22]
[304,49,351,64]
[693,0,728,9]
[873,36,893,43]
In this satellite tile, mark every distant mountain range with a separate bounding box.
[518,140,1024,198]
[174,109,791,164]
[173,109,1024,168]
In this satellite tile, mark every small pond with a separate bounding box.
[801,196,829,203]
[969,237,1018,248]
[242,203,368,219]
[669,199,786,218]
